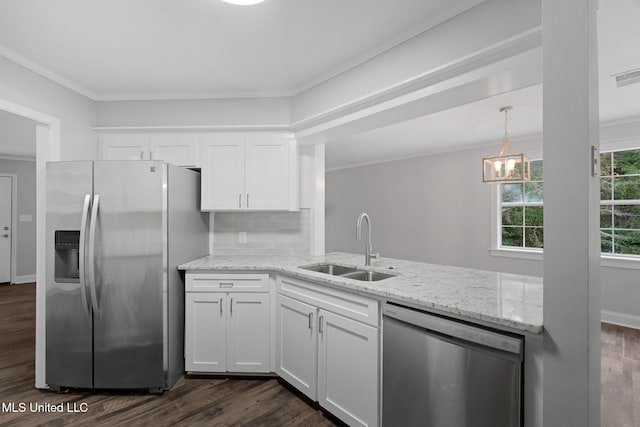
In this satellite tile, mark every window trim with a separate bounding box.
[489,142,640,268]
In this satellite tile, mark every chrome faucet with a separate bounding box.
[356,212,379,266]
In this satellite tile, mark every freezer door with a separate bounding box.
[45,161,93,389]
[91,161,166,389]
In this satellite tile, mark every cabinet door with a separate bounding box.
[318,310,379,427]
[100,135,148,160]
[201,137,245,210]
[226,293,270,373]
[275,294,318,400]
[185,293,227,372]
[245,134,290,210]
[149,135,199,167]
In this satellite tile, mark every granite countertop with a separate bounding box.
[179,252,543,334]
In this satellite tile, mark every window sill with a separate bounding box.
[489,248,543,261]
[601,255,640,270]
[489,248,640,269]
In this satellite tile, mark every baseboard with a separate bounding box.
[14,274,36,284]
[602,310,640,330]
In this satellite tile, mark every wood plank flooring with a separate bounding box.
[1,283,638,426]
[0,283,339,426]
[601,322,640,427]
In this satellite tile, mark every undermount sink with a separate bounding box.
[302,263,359,276]
[340,270,395,282]
[299,263,395,282]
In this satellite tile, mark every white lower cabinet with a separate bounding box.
[276,276,380,427]
[185,272,379,426]
[276,295,318,399]
[317,310,378,427]
[185,291,270,373]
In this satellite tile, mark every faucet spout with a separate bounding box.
[356,212,379,266]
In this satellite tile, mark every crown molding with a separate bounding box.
[0,45,96,100]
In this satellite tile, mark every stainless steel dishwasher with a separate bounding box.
[382,302,523,427]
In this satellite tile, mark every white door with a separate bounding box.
[0,176,11,283]
[275,294,318,400]
[226,293,270,373]
[185,293,227,372]
[318,310,379,427]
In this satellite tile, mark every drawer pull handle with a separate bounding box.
[220,282,234,288]
[219,297,223,315]
[308,312,313,330]
[319,315,324,334]
[230,298,234,315]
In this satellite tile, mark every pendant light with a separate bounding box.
[482,106,531,184]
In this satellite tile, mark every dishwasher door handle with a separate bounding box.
[382,303,523,356]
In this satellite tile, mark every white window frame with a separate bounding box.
[489,138,640,269]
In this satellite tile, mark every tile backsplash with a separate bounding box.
[211,209,310,255]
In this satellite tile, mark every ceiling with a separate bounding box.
[0,0,639,168]
[0,0,478,99]
[326,0,640,169]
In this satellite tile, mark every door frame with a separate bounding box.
[0,173,17,284]
[0,97,60,389]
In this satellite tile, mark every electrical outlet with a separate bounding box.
[238,232,247,244]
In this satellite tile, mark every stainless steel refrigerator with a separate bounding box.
[45,161,208,392]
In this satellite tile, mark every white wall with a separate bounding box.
[0,56,97,159]
[325,137,640,324]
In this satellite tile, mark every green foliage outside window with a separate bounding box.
[501,160,544,249]
[499,148,640,256]
[600,149,640,255]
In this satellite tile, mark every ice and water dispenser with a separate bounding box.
[54,230,80,282]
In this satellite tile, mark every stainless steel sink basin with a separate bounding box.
[340,270,395,282]
[299,263,395,282]
[300,263,359,276]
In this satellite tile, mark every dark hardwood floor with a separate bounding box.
[1,283,638,426]
[0,283,339,426]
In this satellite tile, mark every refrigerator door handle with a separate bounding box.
[78,194,91,317]
[88,194,100,313]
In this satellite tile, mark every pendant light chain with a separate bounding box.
[504,108,509,138]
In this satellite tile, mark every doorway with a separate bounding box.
[0,97,60,389]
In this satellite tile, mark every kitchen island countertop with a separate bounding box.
[179,252,543,334]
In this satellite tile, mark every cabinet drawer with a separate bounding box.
[277,275,379,327]
[186,273,269,292]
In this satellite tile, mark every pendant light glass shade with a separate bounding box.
[482,106,531,184]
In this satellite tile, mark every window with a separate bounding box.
[500,160,544,249]
[600,149,640,255]
[498,148,640,256]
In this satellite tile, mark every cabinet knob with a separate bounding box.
[2,234,8,238]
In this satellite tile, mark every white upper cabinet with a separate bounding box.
[201,132,298,211]
[201,134,245,210]
[100,133,200,167]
